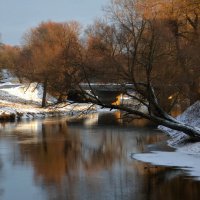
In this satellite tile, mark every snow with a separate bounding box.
[132,151,200,180]
[0,82,56,104]
[0,70,96,120]
[159,101,200,147]
[133,100,200,180]
[0,69,18,83]
[0,99,95,120]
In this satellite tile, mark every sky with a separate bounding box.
[0,0,109,45]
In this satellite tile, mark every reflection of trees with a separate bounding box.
[0,156,4,198]
[82,132,123,172]
[132,159,200,200]
[135,133,167,152]
[17,116,167,187]
[5,116,200,200]
[18,121,125,186]
[97,112,122,125]
[137,163,200,200]
[19,121,81,184]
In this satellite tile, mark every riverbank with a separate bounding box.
[0,101,96,121]
[133,101,200,180]
[0,81,96,121]
[159,101,200,151]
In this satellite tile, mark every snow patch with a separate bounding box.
[0,82,56,104]
[133,151,200,180]
[159,101,200,147]
[0,69,18,83]
[0,71,96,120]
[133,101,200,180]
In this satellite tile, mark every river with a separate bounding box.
[0,112,200,200]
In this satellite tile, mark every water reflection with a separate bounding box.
[68,111,152,127]
[0,156,3,198]
[140,167,200,200]
[0,112,199,200]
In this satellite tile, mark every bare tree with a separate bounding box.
[73,0,200,140]
[141,0,200,104]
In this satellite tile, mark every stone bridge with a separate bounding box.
[79,83,134,104]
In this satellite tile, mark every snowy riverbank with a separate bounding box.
[159,101,200,148]
[0,80,96,120]
[160,101,200,151]
[133,101,200,180]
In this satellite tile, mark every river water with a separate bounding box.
[0,112,200,200]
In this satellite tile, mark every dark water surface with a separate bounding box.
[0,112,200,200]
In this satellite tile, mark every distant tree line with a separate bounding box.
[0,0,200,139]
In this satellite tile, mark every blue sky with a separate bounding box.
[0,0,109,45]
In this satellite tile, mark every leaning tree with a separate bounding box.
[72,0,200,140]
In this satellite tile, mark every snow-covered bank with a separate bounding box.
[159,101,200,149]
[0,80,96,120]
[132,101,200,180]
[133,151,200,180]
[0,101,96,120]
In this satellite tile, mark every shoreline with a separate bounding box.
[132,101,200,180]
[0,101,97,121]
[0,80,97,121]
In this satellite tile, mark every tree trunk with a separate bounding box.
[83,97,200,141]
[42,79,48,108]
[150,114,200,140]
[189,81,200,105]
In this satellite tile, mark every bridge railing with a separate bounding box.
[79,83,134,92]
